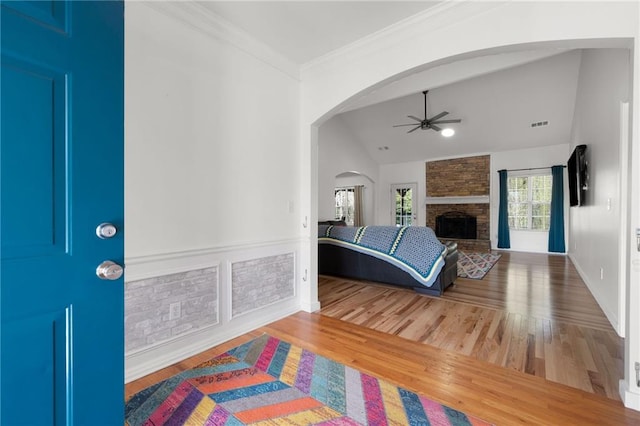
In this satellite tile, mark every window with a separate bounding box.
[334,187,354,225]
[507,174,552,231]
[393,185,414,226]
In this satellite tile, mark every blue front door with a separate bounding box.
[1,1,124,424]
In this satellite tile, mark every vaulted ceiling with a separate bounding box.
[335,49,582,164]
[196,2,588,165]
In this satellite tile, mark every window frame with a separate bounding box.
[334,186,355,225]
[507,171,552,232]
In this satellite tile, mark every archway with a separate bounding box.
[333,171,375,226]
[299,2,639,407]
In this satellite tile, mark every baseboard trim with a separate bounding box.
[620,379,640,411]
[569,253,621,335]
[301,300,321,313]
[125,304,301,383]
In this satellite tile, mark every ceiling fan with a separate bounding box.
[393,90,461,134]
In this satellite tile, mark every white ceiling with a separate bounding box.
[336,49,583,164]
[197,1,441,64]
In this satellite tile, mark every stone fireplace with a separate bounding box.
[426,155,491,252]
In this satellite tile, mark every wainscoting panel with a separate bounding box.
[230,252,296,318]
[124,239,302,382]
[125,266,219,352]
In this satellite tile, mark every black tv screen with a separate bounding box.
[568,144,587,206]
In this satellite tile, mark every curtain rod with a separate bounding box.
[497,165,566,173]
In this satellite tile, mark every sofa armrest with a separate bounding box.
[440,242,458,289]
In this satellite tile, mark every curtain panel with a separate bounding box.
[353,185,364,227]
[497,169,511,249]
[548,165,566,253]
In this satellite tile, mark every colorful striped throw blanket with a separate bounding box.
[318,225,446,287]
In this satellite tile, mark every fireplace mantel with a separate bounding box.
[425,195,490,205]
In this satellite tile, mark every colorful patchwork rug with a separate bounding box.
[457,251,501,280]
[125,334,493,425]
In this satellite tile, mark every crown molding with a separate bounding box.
[141,1,300,81]
[301,0,510,72]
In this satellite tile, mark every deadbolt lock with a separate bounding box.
[96,223,117,239]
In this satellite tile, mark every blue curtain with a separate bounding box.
[548,165,566,253]
[497,169,510,249]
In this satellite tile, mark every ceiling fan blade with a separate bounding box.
[431,119,462,124]
[393,91,461,133]
[427,111,449,122]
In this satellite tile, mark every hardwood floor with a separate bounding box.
[126,312,640,425]
[125,252,635,424]
[319,251,624,400]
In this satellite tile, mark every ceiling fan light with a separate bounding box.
[441,128,455,137]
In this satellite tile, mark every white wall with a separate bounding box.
[124,3,303,380]
[624,2,640,407]
[377,161,425,226]
[318,115,378,223]
[490,144,570,253]
[126,3,300,258]
[568,48,631,334]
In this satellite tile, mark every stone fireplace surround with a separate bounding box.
[426,155,491,252]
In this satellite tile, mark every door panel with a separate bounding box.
[1,2,124,424]
[1,57,67,258]
[391,183,418,226]
[2,1,67,32]
[2,309,70,425]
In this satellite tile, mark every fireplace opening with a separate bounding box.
[435,211,477,239]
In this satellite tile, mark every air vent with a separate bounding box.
[530,120,549,128]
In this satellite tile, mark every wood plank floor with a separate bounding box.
[319,251,624,400]
[126,312,640,425]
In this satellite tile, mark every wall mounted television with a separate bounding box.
[568,144,587,207]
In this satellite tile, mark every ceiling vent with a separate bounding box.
[530,120,549,128]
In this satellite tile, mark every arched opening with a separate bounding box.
[310,38,633,306]
[330,171,375,226]
[304,31,638,407]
